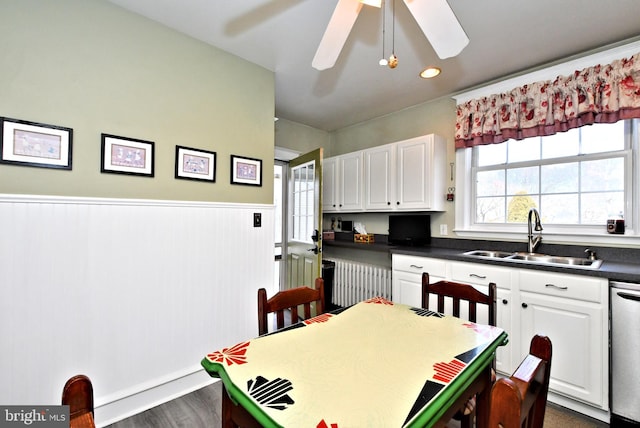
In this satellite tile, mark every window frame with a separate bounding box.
[455,119,640,246]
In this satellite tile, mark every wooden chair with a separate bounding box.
[421,272,496,325]
[221,279,326,428]
[488,335,553,428]
[257,277,325,335]
[62,374,96,428]
[422,272,497,428]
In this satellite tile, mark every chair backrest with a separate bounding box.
[62,374,95,427]
[258,278,325,335]
[488,335,553,428]
[421,272,496,325]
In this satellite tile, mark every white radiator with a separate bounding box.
[326,258,392,306]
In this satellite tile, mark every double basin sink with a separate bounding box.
[462,250,603,269]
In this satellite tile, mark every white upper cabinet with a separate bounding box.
[322,157,338,212]
[364,143,395,210]
[364,134,446,211]
[323,151,364,212]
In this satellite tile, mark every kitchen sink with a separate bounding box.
[462,250,603,269]
[462,250,514,258]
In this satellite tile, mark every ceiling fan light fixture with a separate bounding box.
[420,66,441,79]
[360,0,382,7]
[388,54,398,69]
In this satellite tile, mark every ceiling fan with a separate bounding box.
[312,0,469,71]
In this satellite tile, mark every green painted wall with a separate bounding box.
[275,118,331,156]
[0,0,274,204]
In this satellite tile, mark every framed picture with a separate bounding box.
[175,145,216,182]
[0,117,72,170]
[101,133,154,177]
[230,155,262,186]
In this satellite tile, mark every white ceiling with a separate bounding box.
[106,0,640,131]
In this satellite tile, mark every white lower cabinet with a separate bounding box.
[391,254,609,415]
[448,261,515,375]
[518,270,608,409]
[391,255,446,306]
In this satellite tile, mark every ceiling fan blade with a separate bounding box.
[312,0,363,70]
[403,0,469,59]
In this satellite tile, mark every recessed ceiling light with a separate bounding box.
[420,66,441,79]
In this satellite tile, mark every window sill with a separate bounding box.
[454,227,640,247]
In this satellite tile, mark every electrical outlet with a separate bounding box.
[253,213,261,227]
[440,224,448,235]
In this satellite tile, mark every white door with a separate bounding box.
[286,149,323,289]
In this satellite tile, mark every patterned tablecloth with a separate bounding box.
[201,297,507,428]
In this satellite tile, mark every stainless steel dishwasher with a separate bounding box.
[611,281,640,427]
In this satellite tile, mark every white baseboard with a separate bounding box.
[94,369,219,427]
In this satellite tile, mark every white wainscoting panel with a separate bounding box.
[0,195,274,426]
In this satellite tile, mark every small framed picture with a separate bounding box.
[230,155,262,186]
[175,145,216,182]
[101,133,154,177]
[0,117,72,170]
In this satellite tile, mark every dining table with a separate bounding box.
[201,297,508,428]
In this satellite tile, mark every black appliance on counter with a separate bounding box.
[388,214,431,246]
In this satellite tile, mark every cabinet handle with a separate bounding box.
[409,264,424,269]
[396,201,400,205]
[521,303,528,308]
[469,273,487,279]
[545,283,568,290]
[387,202,391,205]
[502,299,508,305]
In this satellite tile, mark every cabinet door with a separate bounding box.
[519,291,605,407]
[391,271,422,306]
[364,144,394,210]
[395,135,445,211]
[322,157,338,212]
[448,261,514,374]
[392,270,446,307]
[338,152,363,211]
[495,288,512,374]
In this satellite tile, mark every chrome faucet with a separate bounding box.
[527,208,543,253]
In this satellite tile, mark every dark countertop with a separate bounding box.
[324,235,640,283]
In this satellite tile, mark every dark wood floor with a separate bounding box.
[106,382,222,428]
[106,381,609,428]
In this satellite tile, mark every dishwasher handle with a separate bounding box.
[617,291,640,302]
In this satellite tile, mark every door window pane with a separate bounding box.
[291,161,315,242]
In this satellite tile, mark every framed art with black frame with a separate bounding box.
[230,155,262,186]
[101,133,154,177]
[175,145,216,182]
[0,117,72,170]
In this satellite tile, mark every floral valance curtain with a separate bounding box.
[455,52,640,149]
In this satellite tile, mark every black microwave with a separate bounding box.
[388,214,431,246]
